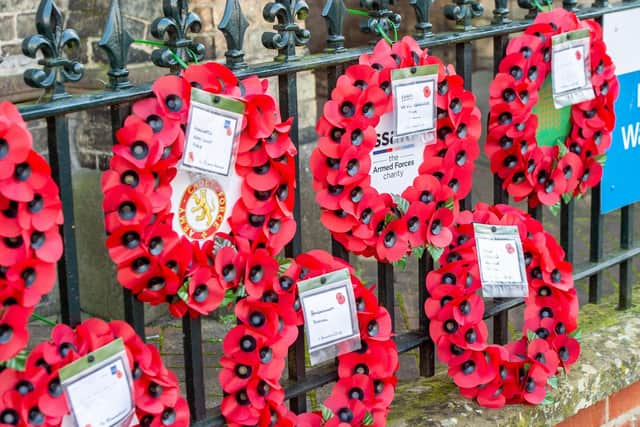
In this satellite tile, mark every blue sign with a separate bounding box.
[602,10,640,213]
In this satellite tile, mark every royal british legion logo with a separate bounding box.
[178,178,227,240]
[224,119,232,136]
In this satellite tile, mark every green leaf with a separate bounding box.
[569,327,582,341]
[219,314,236,325]
[541,392,554,405]
[277,256,293,275]
[392,195,410,215]
[556,139,568,157]
[412,245,425,260]
[237,284,247,298]
[547,376,558,389]
[2,350,27,371]
[392,255,408,269]
[320,405,334,422]
[527,329,538,343]
[427,244,444,261]
[595,153,608,167]
[384,212,396,227]
[177,279,190,303]
[363,411,374,426]
[221,289,237,307]
[548,202,561,216]
[444,197,455,211]
[561,193,573,204]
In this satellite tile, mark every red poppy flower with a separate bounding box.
[243,250,278,297]
[183,62,238,94]
[114,117,163,170]
[132,98,182,147]
[323,391,367,426]
[426,207,454,248]
[152,75,191,123]
[17,179,63,232]
[135,374,180,414]
[185,267,225,315]
[338,339,398,380]
[0,151,51,203]
[0,105,32,181]
[221,390,261,425]
[138,396,190,427]
[358,306,393,341]
[103,185,153,232]
[0,305,30,361]
[6,259,56,307]
[552,334,580,369]
[376,219,408,262]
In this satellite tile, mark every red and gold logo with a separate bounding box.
[178,178,227,240]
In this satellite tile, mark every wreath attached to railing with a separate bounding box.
[486,9,618,209]
[311,36,481,264]
[425,203,580,407]
[0,318,189,426]
[101,63,297,318]
[0,101,64,362]
[218,250,398,426]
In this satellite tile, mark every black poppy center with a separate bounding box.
[340,101,355,118]
[461,360,476,375]
[165,94,183,112]
[249,265,263,283]
[161,408,177,426]
[118,201,137,220]
[0,409,18,426]
[240,336,256,352]
[0,139,8,159]
[338,408,354,423]
[148,382,163,398]
[132,256,151,273]
[14,162,31,182]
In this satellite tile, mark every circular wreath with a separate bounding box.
[0,318,189,427]
[487,9,618,207]
[0,102,63,362]
[218,250,398,426]
[101,63,297,318]
[424,203,580,407]
[311,36,481,263]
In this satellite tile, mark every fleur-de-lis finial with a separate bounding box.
[410,0,433,39]
[359,0,402,42]
[98,0,133,89]
[22,0,84,100]
[492,0,510,24]
[517,0,539,19]
[150,0,205,72]
[322,0,347,51]
[262,0,311,61]
[219,0,249,70]
[444,0,484,31]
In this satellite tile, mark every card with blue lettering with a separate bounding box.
[298,268,361,366]
[182,88,245,177]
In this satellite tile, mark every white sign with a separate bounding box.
[298,268,360,365]
[553,45,587,93]
[60,340,134,427]
[473,224,528,298]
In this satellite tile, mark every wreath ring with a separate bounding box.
[0,101,64,362]
[218,249,398,426]
[101,63,297,318]
[311,36,482,264]
[486,9,618,208]
[0,318,189,426]
[424,203,580,407]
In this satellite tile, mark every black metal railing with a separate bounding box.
[8,0,640,425]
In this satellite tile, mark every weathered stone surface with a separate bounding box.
[0,15,16,42]
[387,292,640,426]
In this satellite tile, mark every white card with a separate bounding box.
[170,170,241,241]
[59,339,135,427]
[182,88,245,177]
[552,45,587,93]
[391,66,438,138]
[473,224,528,298]
[298,268,360,365]
[370,112,426,195]
[551,29,595,108]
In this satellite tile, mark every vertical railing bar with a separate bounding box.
[46,115,82,327]
[528,203,542,221]
[589,185,603,303]
[560,201,575,263]
[456,41,473,211]
[182,316,206,420]
[377,263,395,332]
[619,205,633,309]
[109,104,146,339]
[418,253,435,376]
[280,70,306,414]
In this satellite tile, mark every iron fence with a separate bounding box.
[9,0,640,425]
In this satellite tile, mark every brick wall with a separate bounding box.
[557,381,640,427]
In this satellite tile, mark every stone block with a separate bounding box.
[72,168,167,322]
[16,13,36,39]
[0,15,16,42]
[610,382,640,420]
[0,0,42,11]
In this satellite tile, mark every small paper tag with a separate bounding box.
[298,268,361,366]
[182,88,245,177]
[473,224,528,298]
[551,29,595,108]
[369,65,438,196]
[59,339,135,427]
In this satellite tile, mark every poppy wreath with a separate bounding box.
[0,102,64,363]
[486,9,618,208]
[424,203,580,408]
[218,250,398,426]
[0,317,189,427]
[311,36,481,264]
[101,62,297,318]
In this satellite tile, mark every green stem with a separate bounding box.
[171,52,189,70]
[531,0,545,11]
[375,24,394,45]
[133,39,166,47]
[391,23,399,43]
[31,312,56,327]
[346,8,369,17]
[187,48,199,64]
